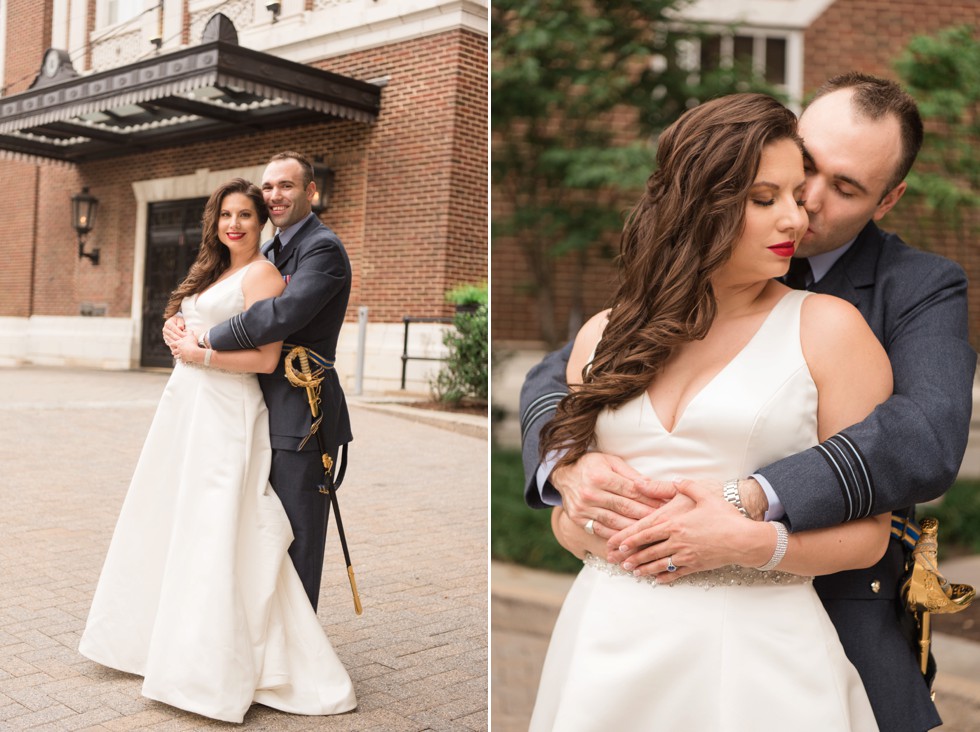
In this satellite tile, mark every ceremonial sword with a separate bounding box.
[285,345,362,615]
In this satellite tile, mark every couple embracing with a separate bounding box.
[522,74,975,731]
[79,152,358,723]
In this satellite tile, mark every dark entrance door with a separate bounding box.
[140,198,208,368]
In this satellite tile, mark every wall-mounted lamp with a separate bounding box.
[311,161,335,215]
[265,1,281,22]
[72,187,100,265]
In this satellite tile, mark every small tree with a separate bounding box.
[895,25,980,227]
[492,0,775,346]
[432,283,488,405]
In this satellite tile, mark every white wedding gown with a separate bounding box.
[530,290,878,732]
[79,261,357,724]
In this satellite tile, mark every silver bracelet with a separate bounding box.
[204,348,213,367]
[757,522,789,571]
[722,478,748,518]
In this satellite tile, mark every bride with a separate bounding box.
[78,178,356,723]
[530,94,889,731]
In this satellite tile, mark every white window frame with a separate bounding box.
[101,0,145,30]
[678,25,804,111]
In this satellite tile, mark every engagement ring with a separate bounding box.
[584,519,595,535]
[666,556,678,572]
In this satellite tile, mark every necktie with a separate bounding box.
[782,257,812,290]
[271,234,283,263]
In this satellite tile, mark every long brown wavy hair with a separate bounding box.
[540,93,800,467]
[164,178,269,318]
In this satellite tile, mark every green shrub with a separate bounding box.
[444,282,488,307]
[431,282,488,404]
[491,446,583,573]
[919,479,980,557]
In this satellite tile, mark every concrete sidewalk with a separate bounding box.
[491,558,980,732]
[0,366,488,731]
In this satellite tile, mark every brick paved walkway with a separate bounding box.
[0,367,488,731]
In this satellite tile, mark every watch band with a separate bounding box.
[723,478,749,518]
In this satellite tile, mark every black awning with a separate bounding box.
[0,41,381,163]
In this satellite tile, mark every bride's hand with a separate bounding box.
[162,313,186,347]
[172,331,202,363]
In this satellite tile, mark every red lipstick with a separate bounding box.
[768,241,795,258]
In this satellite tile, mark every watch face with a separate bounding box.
[43,50,60,78]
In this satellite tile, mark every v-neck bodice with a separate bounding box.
[594,289,818,481]
[182,261,276,336]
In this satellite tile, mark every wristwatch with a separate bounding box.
[723,478,749,518]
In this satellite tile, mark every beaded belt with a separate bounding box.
[583,553,812,589]
[178,359,240,376]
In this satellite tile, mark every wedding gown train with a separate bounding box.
[79,261,356,723]
[529,290,879,732]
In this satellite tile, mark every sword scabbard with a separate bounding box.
[348,565,363,615]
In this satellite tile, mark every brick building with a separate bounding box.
[492,0,980,350]
[0,0,488,393]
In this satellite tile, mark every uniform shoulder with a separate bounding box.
[878,230,966,278]
[294,217,341,246]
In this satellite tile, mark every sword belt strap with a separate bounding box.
[282,343,335,370]
[333,443,349,490]
[891,511,920,552]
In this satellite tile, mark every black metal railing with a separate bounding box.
[401,315,453,389]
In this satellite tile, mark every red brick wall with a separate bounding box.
[492,1,980,346]
[3,0,52,94]
[802,0,980,93]
[446,31,489,296]
[327,29,489,321]
[2,28,487,326]
[0,161,40,317]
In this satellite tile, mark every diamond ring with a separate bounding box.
[584,519,595,535]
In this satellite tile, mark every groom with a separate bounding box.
[165,151,352,612]
[519,74,975,731]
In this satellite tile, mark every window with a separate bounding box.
[106,0,143,27]
[698,32,790,90]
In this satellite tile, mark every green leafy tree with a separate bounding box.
[492,0,772,345]
[894,25,980,226]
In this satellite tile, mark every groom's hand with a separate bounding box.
[550,452,662,539]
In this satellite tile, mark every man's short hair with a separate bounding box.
[811,72,923,194]
[268,151,314,187]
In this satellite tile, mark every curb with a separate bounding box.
[349,398,488,439]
